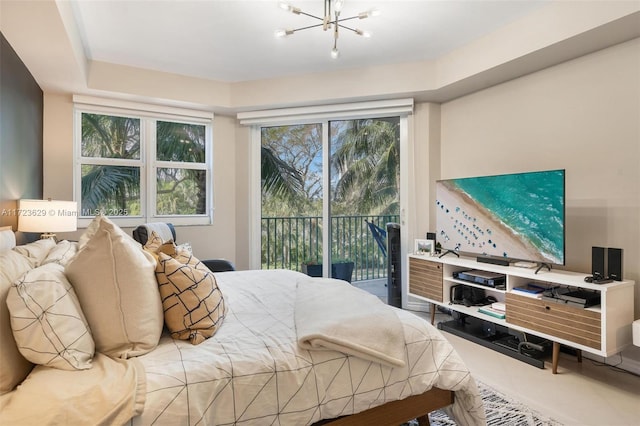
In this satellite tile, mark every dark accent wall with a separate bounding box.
[0,32,43,241]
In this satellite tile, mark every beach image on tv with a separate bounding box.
[436,170,565,265]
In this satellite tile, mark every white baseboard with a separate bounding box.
[619,356,640,375]
[583,346,640,376]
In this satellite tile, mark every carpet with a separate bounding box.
[407,381,563,426]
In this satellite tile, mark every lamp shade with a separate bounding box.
[17,199,78,233]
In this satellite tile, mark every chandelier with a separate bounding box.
[275,0,380,59]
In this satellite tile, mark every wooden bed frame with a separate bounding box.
[315,387,454,426]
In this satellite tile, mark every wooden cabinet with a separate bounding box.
[408,257,443,302]
[408,254,635,373]
[506,293,601,350]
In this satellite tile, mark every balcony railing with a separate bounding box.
[261,214,399,282]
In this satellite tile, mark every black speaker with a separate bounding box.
[386,223,402,308]
[608,248,623,281]
[426,232,436,241]
[591,246,606,279]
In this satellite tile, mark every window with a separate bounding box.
[238,99,412,272]
[74,97,213,227]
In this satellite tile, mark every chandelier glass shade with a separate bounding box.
[276,0,379,59]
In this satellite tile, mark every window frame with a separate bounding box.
[238,98,413,271]
[73,97,214,228]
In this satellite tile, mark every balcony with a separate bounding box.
[261,214,399,283]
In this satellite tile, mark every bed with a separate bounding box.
[0,222,485,426]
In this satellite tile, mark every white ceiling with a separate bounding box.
[69,0,549,83]
[2,0,638,112]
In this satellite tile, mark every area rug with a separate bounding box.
[407,381,563,426]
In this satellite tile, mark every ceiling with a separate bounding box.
[69,0,548,83]
[2,0,639,112]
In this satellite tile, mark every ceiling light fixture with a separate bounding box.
[276,0,379,59]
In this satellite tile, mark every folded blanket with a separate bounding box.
[295,277,406,368]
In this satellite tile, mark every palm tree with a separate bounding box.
[261,125,318,215]
[331,118,400,215]
[156,121,207,214]
[81,115,211,215]
[81,114,140,212]
[261,146,304,203]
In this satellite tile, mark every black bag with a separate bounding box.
[450,284,486,307]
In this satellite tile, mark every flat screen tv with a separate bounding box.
[435,169,565,266]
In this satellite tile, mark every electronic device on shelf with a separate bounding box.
[453,269,506,288]
[542,287,601,308]
[435,169,565,271]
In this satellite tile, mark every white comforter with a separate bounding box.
[130,269,485,425]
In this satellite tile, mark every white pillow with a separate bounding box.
[0,226,16,251]
[13,238,56,266]
[41,240,78,267]
[65,216,163,359]
[7,263,94,370]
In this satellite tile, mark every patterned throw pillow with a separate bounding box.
[155,252,226,344]
[7,263,94,370]
[143,231,180,259]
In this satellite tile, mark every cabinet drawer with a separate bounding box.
[506,293,601,349]
[409,258,443,302]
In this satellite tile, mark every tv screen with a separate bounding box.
[436,169,565,265]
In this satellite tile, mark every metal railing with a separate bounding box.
[261,214,399,282]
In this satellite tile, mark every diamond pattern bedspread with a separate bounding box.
[130,269,485,426]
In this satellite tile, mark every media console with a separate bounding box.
[408,254,636,373]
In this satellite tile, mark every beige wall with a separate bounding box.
[438,39,640,317]
[41,39,639,288]
[42,94,239,265]
[39,36,639,364]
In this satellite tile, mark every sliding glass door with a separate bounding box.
[259,117,400,283]
[261,123,323,271]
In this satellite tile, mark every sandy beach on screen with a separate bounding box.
[436,181,549,263]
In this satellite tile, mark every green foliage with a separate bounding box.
[331,119,400,215]
[260,119,401,277]
[80,165,140,213]
[80,114,207,215]
[81,114,140,159]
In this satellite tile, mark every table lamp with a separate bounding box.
[17,199,78,241]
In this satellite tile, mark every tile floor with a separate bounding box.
[352,280,640,426]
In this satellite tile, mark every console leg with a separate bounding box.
[576,349,582,363]
[430,303,436,325]
[552,342,560,374]
[417,414,430,426]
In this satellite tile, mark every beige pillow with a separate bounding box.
[156,252,226,344]
[7,263,94,370]
[65,217,163,359]
[77,214,104,251]
[0,251,35,394]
